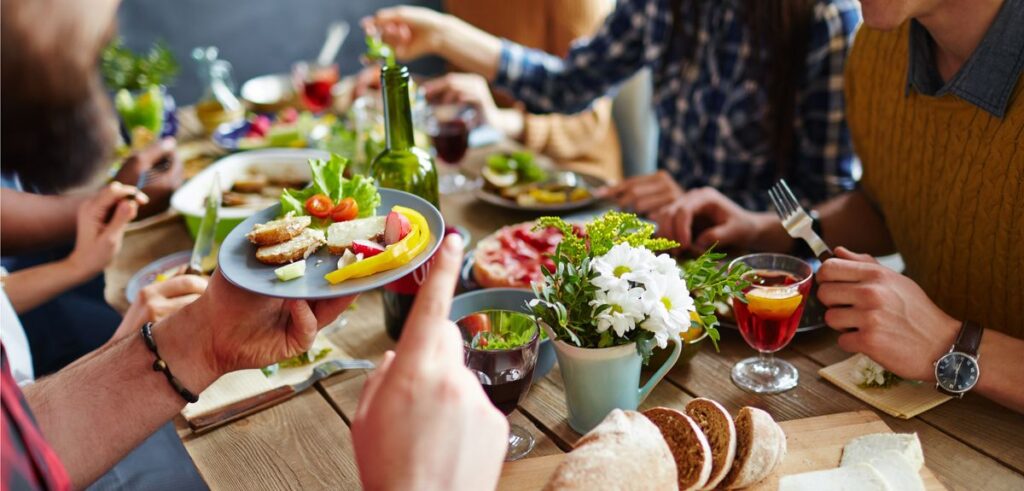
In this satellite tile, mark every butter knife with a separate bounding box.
[188,358,375,433]
[186,173,221,275]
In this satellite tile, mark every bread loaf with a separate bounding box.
[683,398,737,490]
[543,409,677,491]
[642,407,712,491]
[719,406,785,489]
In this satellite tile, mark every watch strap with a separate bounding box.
[953,320,984,356]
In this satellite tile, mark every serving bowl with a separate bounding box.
[449,288,555,382]
[170,148,326,241]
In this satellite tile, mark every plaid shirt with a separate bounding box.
[494,0,861,210]
[2,345,71,491]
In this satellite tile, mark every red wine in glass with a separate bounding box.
[477,367,536,415]
[293,61,338,113]
[431,119,470,165]
[301,79,335,113]
[733,270,811,352]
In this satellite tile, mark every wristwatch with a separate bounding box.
[934,320,984,397]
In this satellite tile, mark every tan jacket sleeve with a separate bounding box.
[517,0,620,178]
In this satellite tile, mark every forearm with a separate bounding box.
[817,190,896,255]
[0,190,83,252]
[24,306,217,489]
[4,259,94,313]
[974,329,1024,413]
[433,16,502,80]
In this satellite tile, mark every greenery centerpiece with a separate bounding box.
[101,38,179,148]
[530,211,747,359]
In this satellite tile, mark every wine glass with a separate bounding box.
[292,60,339,113]
[729,253,813,394]
[456,309,540,461]
[426,104,477,193]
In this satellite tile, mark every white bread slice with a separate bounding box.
[841,433,924,471]
[543,409,677,491]
[779,462,892,491]
[720,407,785,489]
[326,217,386,255]
[255,228,325,265]
[867,450,926,491]
[683,398,736,490]
[246,215,311,246]
[642,407,712,491]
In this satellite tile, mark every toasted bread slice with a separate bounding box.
[720,406,785,489]
[642,407,712,491]
[685,398,737,490]
[246,215,311,246]
[255,228,325,265]
[326,216,386,255]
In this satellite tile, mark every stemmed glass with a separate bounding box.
[456,309,539,461]
[729,253,813,394]
[292,60,339,113]
[426,104,477,194]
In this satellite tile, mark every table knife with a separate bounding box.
[188,358,375,434]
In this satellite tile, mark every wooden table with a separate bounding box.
[105,142,1024,491]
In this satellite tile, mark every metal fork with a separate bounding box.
[768,179,833,261]
[135,156,173,189]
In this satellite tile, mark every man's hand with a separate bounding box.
[422,73,522,139]
[115,274,209,340]
[66,182,149,277]
[362,6,449,61]
[600,170,685,216]
[353,235,509,491]
[646,186,786,253]
[114,137,183,218]
[817,247,961,381]
[153,272,357,389]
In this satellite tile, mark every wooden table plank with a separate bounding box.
[791,328,1024,473]
[181,389,360,490]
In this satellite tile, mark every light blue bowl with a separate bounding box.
[449,288,555,382]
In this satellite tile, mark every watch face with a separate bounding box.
[935,352,980,393]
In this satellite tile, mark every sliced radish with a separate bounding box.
[351,240,385,257]
[384,211,412,245]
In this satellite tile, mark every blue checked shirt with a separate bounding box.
[494,0,861,210]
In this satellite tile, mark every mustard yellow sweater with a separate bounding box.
[846,23,1024,337]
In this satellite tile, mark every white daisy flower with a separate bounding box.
[651,253,681,276]
[590,284,645,337]
[636,271,696,346]
[591,243,657,291]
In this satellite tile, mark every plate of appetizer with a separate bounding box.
[474,151,605,212]
[211,109,333,151]
[218,154,444,299]
[461,220,580,291]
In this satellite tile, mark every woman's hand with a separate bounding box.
[115,274,209,340]
[648,187,782,253]
[422,73,523,139]
[66,182,149,277]
[353,235,509,491]
[817,247,961,381]
[362,6,450,61]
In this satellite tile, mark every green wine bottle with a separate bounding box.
[370,64,440,340]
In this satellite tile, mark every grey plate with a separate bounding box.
[473,171,607,212]
[219,188,445,299]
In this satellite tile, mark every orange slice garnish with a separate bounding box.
[746,287,803,320]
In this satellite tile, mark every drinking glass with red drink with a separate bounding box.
[292,61,339,113]
[426,104,477,193]
[728,253,813,394]
[456,309,539,461]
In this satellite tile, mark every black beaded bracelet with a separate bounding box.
[140,322,200,404]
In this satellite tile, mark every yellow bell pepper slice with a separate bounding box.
[323,206,433,284]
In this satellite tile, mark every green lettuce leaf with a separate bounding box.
[278,153,381,224]
[342,174,381,218]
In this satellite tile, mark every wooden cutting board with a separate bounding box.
[498,410,945,490]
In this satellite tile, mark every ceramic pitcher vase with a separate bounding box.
[541,323,681,434]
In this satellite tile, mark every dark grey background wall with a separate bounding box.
[116,0,444,105]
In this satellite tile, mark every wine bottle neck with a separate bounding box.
[380,66,415,151]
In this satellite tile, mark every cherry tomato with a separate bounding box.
[305,194,333,218]
[330,197,359,222]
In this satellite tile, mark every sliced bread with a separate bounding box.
[246,215,311,246]
[841,433,924,471]
[779,462,892,491]
[327,217,386,254]
[866,450,926,491]
[543,409,677,491]
[719,406,785,489]
[683,398,736,490]
[642,407,713,491]
[255,228,325,265]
